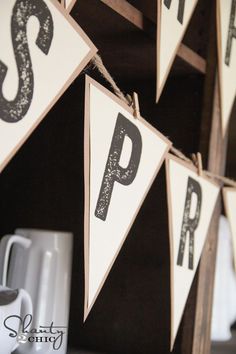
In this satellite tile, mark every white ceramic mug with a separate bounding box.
[0,285,32,354]
[0,229,73,354]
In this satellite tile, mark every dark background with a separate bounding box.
[0,0,235,353]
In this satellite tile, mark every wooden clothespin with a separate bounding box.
[133,92,141,119]
[61,0,66,9]
[196,152,203,176]
[191,153,197,166]
[191,152,203,176]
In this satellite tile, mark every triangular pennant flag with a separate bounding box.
[84,76,171,319]
[223,188,236,271]
[0,0,96,172]
[165,155,220,350]
[217,0,236,135]
[156,0,198,101]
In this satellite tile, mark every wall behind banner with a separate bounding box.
[0,0,207,353]
[0,73,204,354]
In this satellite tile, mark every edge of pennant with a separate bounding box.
[84,74,172,320]
[216,0,225,136]
[165,153,220,350]
[216,0,235,136]
[222,187,236,272]
[66,0,77,12]
[0,0,97,174]
[156,0,199,103]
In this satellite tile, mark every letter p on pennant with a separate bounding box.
[84,76,171,319]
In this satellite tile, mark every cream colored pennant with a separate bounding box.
[84,76,171,319]
[166,154,220,350]
[223,187,236,271]
[0,0,96,172]
[217,0,236,135]
[157,0,198,101]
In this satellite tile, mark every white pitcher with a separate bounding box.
[0,229,73,354]
[0,285,32,354]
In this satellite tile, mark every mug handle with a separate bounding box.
[12,288,33,351]
[0,235,31,286]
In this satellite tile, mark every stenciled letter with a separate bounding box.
[0,0,54,123]
[225,0,236,66]
[177,176,202,270]
[95,113,142,221]
[164,0,186,24]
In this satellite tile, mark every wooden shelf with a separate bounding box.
[73,0,206,84]
[100,0,206,74]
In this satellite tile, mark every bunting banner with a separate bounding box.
[165,154,220,349]
[217,0,236,135]
[84,75,171,319]
[156,0,198,102]
[0,1,234,349]
[223,187,236,271]
[0,0,96,172]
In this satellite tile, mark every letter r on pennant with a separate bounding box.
[177,177,202,270]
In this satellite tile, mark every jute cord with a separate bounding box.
[91,53,236,188]
[91,54,132,106]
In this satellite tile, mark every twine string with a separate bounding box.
[204,171,236,188]
[170,146,192,164]
[91,54,132,106]
[91,53,236,189]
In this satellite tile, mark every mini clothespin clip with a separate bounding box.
[191,153,197,166]
[126,94,133,107]
[133,92,141,119]
[191,152,203,176]
[196,152,203,176]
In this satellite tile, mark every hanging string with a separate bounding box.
[91,54,132,106]
[170,146,193,164]
[204,171,236,188]
[91,53,236,188]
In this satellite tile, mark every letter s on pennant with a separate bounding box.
[0,0,54,123]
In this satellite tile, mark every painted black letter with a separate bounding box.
[0,0,54,123]
[177,177,202,270]
[95,113,142,221]
[225,0,236,66]
[164,0,186,24]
